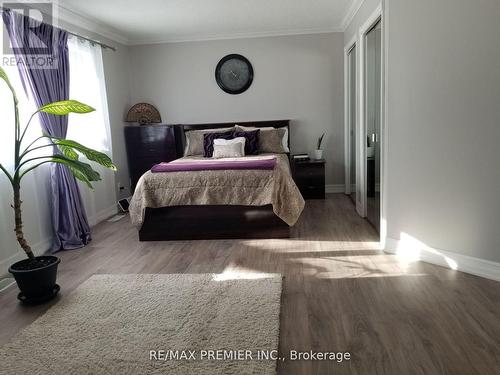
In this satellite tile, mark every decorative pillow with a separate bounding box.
[232,129,260,155]
[184,127,234,156]
[203,132,235,157]
[212,137,246,158]
[235,125,289,153]
[280,127,289,152]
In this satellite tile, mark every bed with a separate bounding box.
[129,120,305,241]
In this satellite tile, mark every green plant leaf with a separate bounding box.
[48,136,117,171]
[0,66,18,104]
[66,165,94,189]
[50,155,102,189]
[0,66,8,82]
[38,100,95,115]
[58,145,79,160]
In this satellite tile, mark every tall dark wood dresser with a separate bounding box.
[124,124,178,191]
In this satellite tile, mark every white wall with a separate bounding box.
[101,45,133,199]
[128,33,345,185]
[385,0,500,263]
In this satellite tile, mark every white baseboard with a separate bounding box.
[1,205,118,279]
[87,204,118,227]
[385,237,500,282]
[325,184,346,193]
[330,184,379,193]
[0,277,15,292]
[325,184,358,194]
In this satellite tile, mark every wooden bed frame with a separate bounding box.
[138,120,291,241]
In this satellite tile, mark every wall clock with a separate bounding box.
[215,54,253,94]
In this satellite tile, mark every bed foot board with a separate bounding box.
[138,205,290,241]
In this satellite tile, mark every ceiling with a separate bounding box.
[58,0,363,45]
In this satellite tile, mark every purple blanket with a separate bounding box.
[151,157,277,173]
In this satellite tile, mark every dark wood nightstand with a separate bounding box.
[292,158,326,199]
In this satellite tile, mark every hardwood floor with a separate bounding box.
[1,194,499,374]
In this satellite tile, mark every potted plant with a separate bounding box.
[314,132,325,160]
[0,67,116,304]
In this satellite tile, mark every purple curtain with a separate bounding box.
[3,10,91,251]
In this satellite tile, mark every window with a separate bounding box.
[66,37,112,154]
[0,37,112,169]
[66,37,116,222]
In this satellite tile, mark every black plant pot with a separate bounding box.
[9,255,61,304]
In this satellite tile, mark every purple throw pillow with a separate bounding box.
[203,132,234,157]
[232,129,260,155]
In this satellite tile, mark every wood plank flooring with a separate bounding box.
[1,194,499,374]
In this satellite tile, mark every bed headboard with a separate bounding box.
[173,120,290,158]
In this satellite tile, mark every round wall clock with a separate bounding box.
[215,54,253,95]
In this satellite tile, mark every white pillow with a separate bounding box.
[213,137,246,158]
[281,127,290,152]
[235,125,290,153]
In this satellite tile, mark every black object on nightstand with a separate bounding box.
[292,157,326,199]
[124,124,178,192]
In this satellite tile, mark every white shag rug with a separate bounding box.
[0,273,282,374]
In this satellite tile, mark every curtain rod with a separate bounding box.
[0,7,117,51]
[67,31,116,51]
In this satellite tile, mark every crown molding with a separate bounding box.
[341,0,366,30]
[52,0,365,46]
[127,26,344,46]
[56,5,129,46]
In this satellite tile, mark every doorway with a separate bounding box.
[364,20,382,232]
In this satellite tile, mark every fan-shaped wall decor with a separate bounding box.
[126,103,162,125]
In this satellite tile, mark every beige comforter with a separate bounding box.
[129,154,305,228]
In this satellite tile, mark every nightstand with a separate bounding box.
[292,158,326,199]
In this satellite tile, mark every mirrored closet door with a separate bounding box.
[364,20,381,232]
[347,45,357,204]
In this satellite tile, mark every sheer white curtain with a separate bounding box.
[67,36,116,224]
[67,37,112,153]
[0,63,44,166]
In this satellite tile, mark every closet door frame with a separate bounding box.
[358,3,387,243]
[344,36,357,197]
